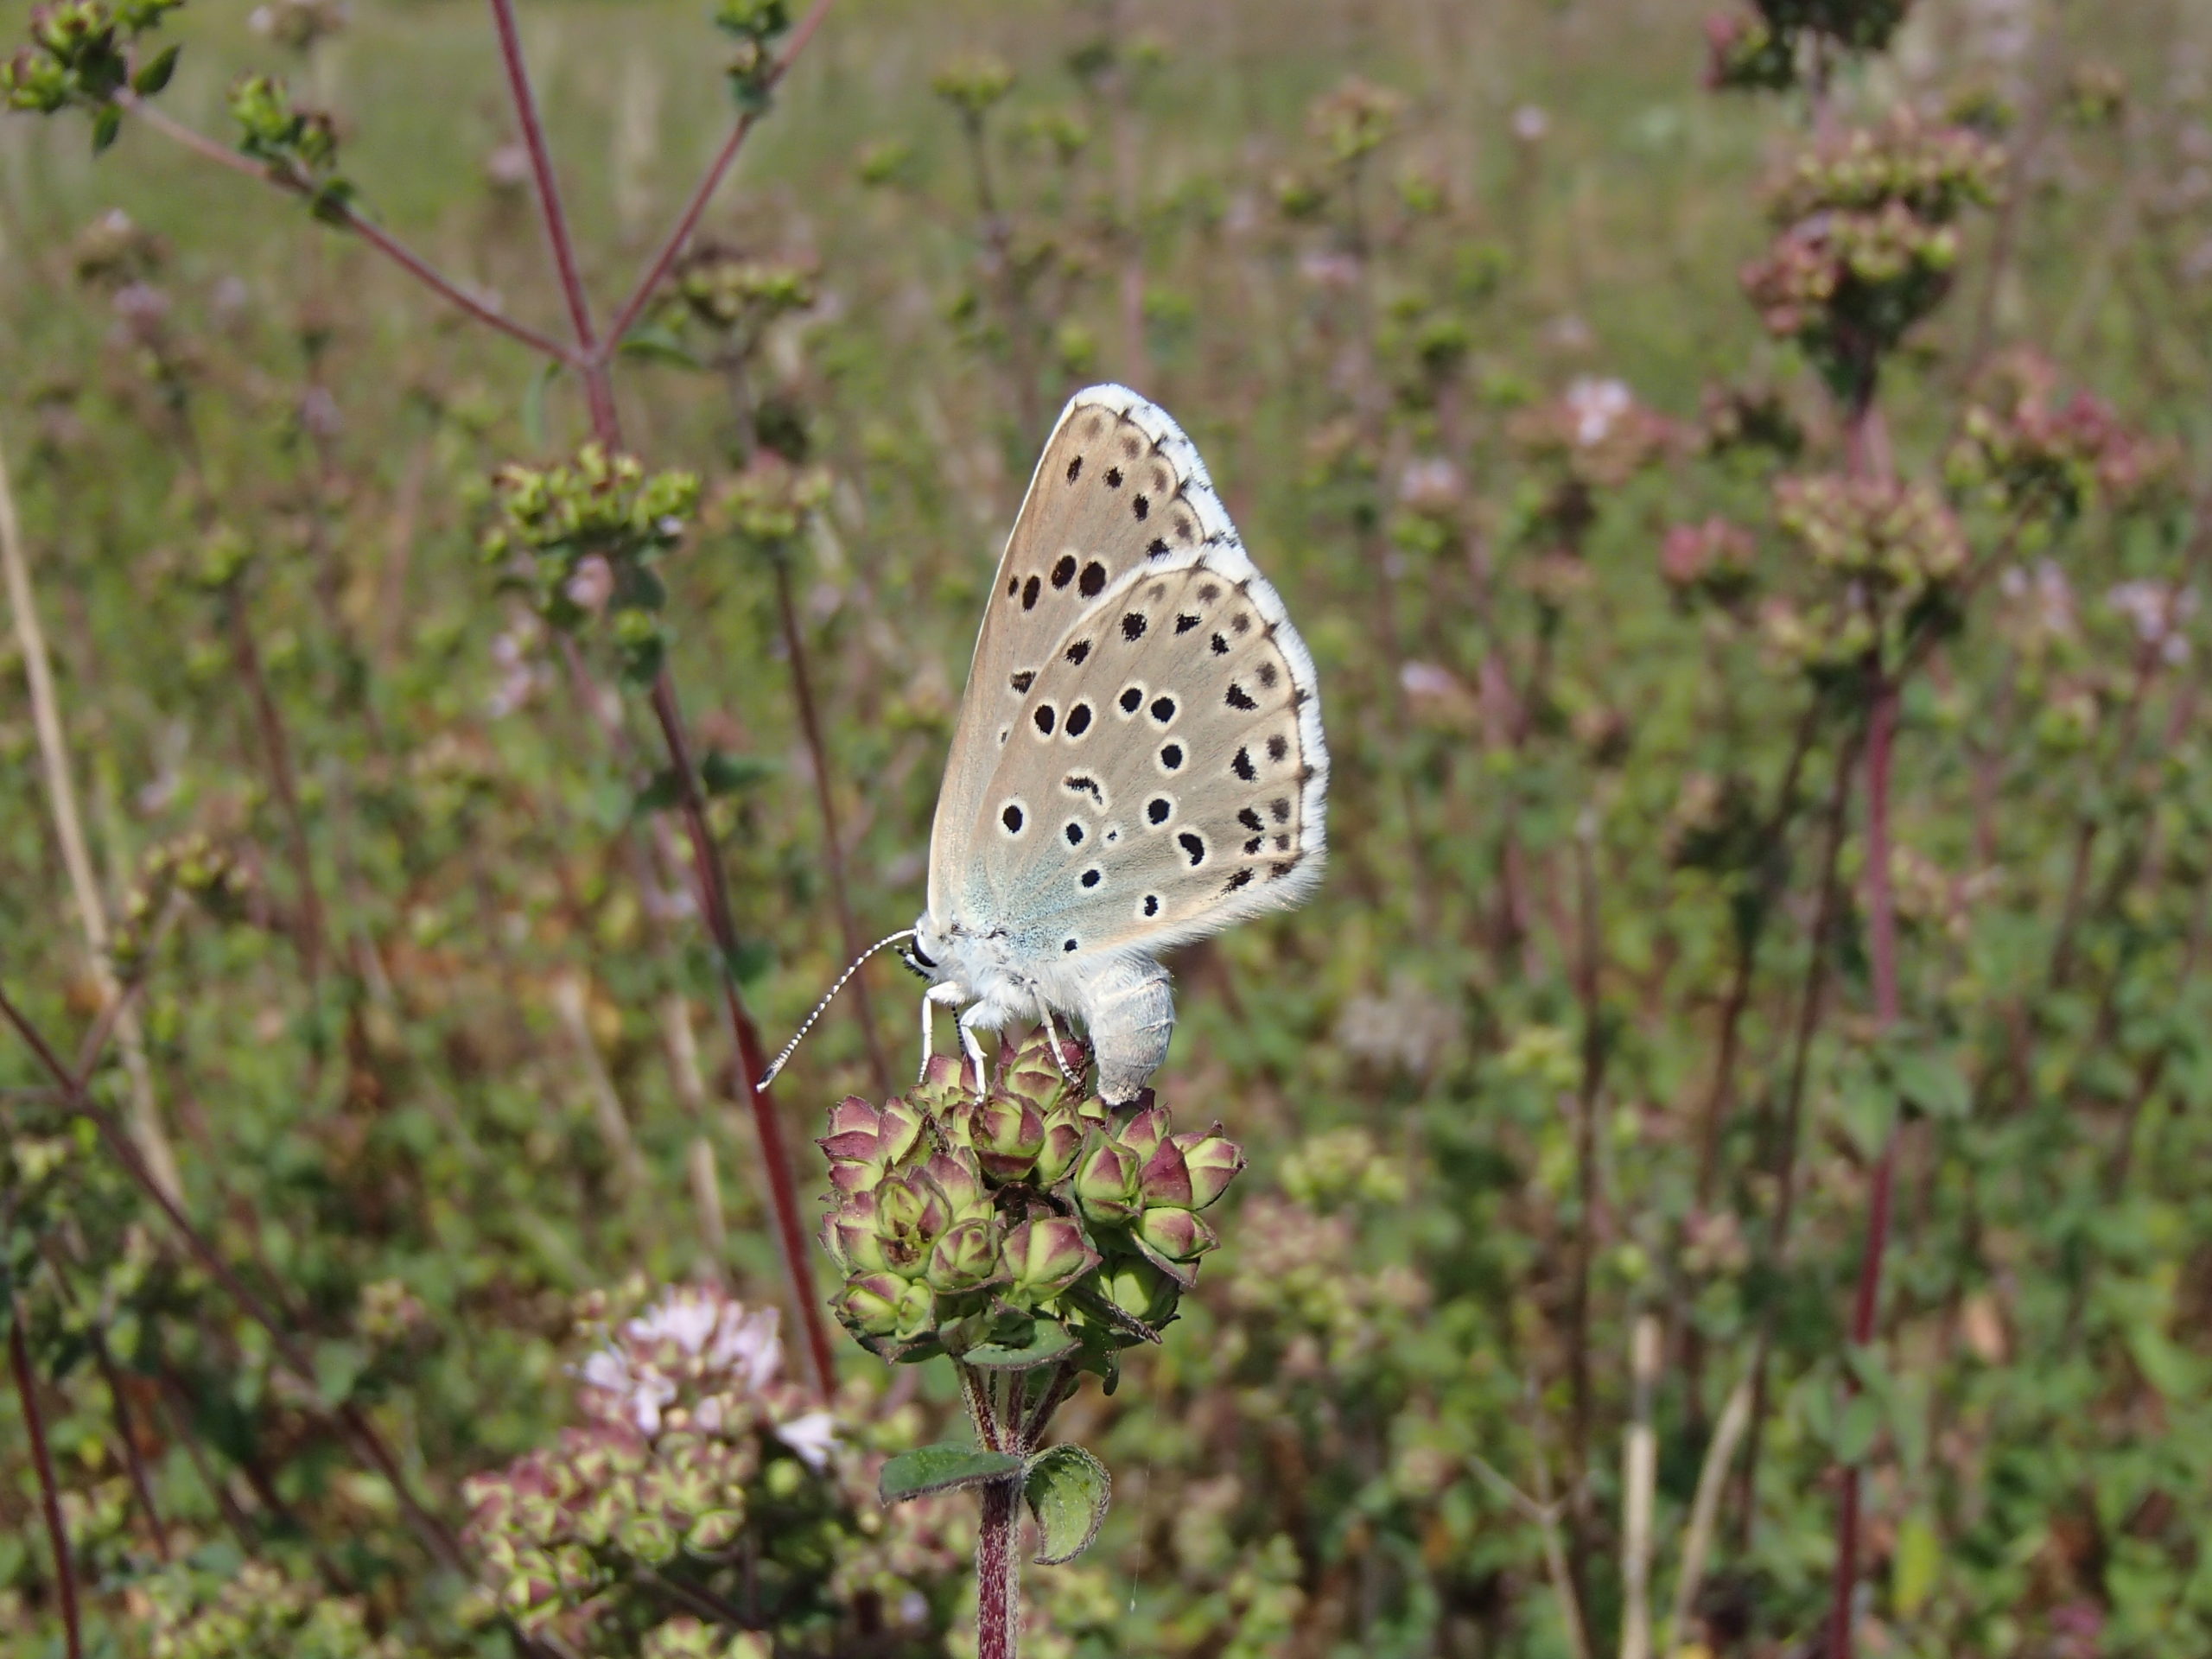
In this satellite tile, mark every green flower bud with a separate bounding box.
[1171,1128,1246,1211]
[1116,1103,1172,1160]
[835,1271,917,1338]
[1137,1137,1194,1209]
[969,1092,1046,1181]
[821,1191,891,1273]
[687,1509,744,1554]
[1072,1136,1143,1225]
[1003,1216,1098,1303]
[907,1052,974,1119]
[1135,1205,1217,1274]
[873,1167,953,1271]
[618,1507,680,1566]
[1033,1109,1087,1185]
[1101,1256,1181,1327]
[1001,1028,1084,1108]
[925,1216,1002,1294]
[922,1149,990,1215]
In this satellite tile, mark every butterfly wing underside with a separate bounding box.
[928,385,1328,1096]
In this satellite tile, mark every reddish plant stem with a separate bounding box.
[118,93,578,365]
[647,672,840,1393]
[601,0,839,353]
[484,0,618,436]
[976,1476,1021,1659]
[1827,676,1903,1659]
[474,0,839,1393]
[10,1304,83,1659]
[770,552,893,1095]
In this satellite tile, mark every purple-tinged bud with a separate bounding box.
[971,1092,1047,1181]
[821,1192,889,1273]
[835,1271,934,1342]
[1072,1135,1143,1225]
[617,1508,679,1565]
[873,1167,953,1269]
[923,1149,989,1215]
[1135,1205,1218,1274]
[687,1509,744,1554]
[552,1544,598,1595]
[1116,1103,1172,1160]
[1001,1028,1086,1108]
[909,1052,973,1118]
[1138,1138,1195,1209]
[1033,1110,1086,1185]
[1003,1216,1099,1301]
[1171,1128,1246,1210]
[817,1096,925,1193]
[925,1216,1003,1293]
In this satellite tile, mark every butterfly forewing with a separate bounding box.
[928,387,1239,923]
[966,558,1326,959]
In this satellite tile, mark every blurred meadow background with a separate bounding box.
[7,0,2212,1654]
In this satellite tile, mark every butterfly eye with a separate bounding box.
[1001,803,1027,835]
[1065,702,1094,737]
[1146,796,1173,826]
[1051,555,1077,588]
[1148,696,1178,725]
[1079,561,1107,597]
[1033,704,1057,736]
[1158,743,1184,772]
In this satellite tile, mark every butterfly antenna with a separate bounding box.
[755,931,916,1092]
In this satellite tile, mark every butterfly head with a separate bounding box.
[899,914,954,986]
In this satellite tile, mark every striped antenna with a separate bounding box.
[755,931,916,1092]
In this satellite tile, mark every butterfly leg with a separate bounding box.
[957,1003,994,1094]
[919,981,966,1083]
[1039,1005,1084,1092]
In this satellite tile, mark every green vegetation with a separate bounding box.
[5,0,2212,1655]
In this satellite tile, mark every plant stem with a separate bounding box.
[1735,721,1862,1540]
[1564,811,1606,1603]
[227,592,327,988]
[769,550,893,1095]
[118,93,579,365]
[976,1473,1022,1659]
[473,0,841,1393]
[484,0,616,433]
[0,427,181,1202]
[9,1301,83,1659]
[1619,1313,1660,1659]
[1827,676,1903,1659]
[602,0,839,353]
[647,671,840,1393]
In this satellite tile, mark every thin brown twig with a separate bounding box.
[10,1300,85,1659]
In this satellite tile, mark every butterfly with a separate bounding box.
[762,385,1327,1103]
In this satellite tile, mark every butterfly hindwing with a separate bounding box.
[927,386,1241,924]
[963,556,1327,959]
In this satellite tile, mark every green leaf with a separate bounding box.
[878,1442,1023,1504]
[1887,1046,1968,1121]
[313,1339,367,1407]
[632,768,683,816]
[618,324,707,371]
[1892,1509,1941,1617]
[964,1323,1077,1371]
[701,751,778,796]
[132,43,180,96]
[92,103,123,155]
[1023,1443,1110,1564]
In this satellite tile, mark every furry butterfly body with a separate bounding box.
[905,385,1328,1103]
